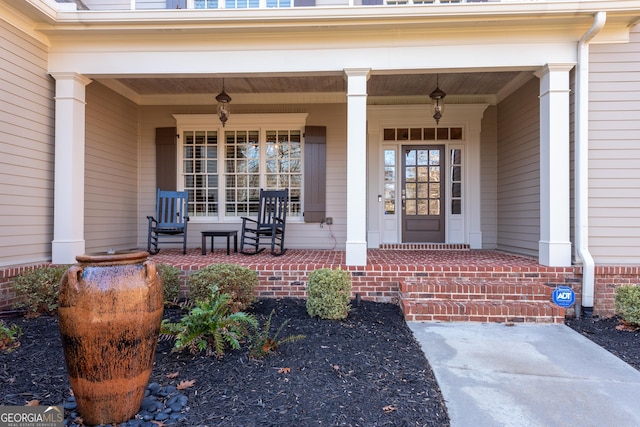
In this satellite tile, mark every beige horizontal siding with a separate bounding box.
[317,103,347,250]
[480,106,498,249]
[587,24,640,264]
[496,76,540,257]
[0,19,54,267]
[84,82,139,253]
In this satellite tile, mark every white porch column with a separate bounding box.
[538,64,573,267]
[466,106,488,249]
[51,73,92,264]
[345,68,370,266]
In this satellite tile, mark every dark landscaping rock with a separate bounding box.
[59,381,189,426]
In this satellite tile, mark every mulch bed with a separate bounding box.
[3,298,639,427]
[565,315,640,371]
[0,298,450,426]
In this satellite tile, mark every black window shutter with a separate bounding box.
[303,126,326,223]
[155,127,177,191]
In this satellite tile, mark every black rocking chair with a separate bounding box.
[147,189,190,255]
[240,188,288,256]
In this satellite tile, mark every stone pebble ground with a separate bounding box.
[63,382,189,426]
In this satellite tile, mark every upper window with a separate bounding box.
[193,0,290,8]
[175,114,307,221]
[383,127,463,141]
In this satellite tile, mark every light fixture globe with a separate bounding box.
[429,76,446,125]
[216,80,232,127]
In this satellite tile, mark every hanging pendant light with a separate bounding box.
[429,74,446,125]
[216,79,232,127]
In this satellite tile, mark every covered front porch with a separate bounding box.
[39,5,639,322]
[151,246,576,323]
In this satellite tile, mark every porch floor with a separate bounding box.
[151,247,549,270]
[150,248,577,323]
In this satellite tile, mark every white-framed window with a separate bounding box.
[383,148,396,215]
[193,0,291,8]
[182,130,220,217]
[174,114,307,221]
[449,147,463,215]
[193,0,260,9]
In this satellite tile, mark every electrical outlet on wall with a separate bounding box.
[325,217,333,225]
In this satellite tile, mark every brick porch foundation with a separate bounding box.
[144,248,578,323]
[2,249,638,321]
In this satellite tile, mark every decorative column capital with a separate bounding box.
[50,72,93,86]
[344,69,371,96]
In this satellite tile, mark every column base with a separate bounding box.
[346,241,367,266]
[469,232,483,249]
[52,239,85,265]
[538,240,572,267]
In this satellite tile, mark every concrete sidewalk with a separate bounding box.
[408,322,640,427]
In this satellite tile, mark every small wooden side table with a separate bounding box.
[201,230,238,256]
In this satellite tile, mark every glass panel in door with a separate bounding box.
[401,145,445,242]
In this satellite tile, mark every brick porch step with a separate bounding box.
[401,300,565,323]
[399,278,565,323]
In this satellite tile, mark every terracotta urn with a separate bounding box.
[58,250,163,426]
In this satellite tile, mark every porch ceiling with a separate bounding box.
[108,71,526,98]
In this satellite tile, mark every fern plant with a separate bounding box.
[160,289,257,357]
[249,309,305,359]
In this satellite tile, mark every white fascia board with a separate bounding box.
[47,2,640,28]
[2,0,57,24]
[592,26,632,44]
[0,1,52,45]
[48,42,577,76]
[8,0,639,37]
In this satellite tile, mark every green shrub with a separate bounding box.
[188,263,258,312]
[12,265,69,316]
[0,320,22,353]
[157,263,182,305]
[249,309,305,359]
[615,285,640,326]
[306,268,352,320]
[160,287,257,357]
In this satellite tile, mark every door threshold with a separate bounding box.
[379,243,470,250]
